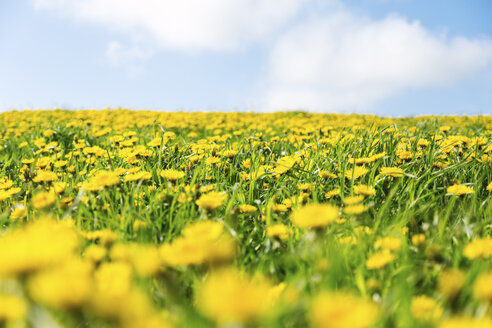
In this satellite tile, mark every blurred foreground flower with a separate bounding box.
[0,218,80,277]
[310,291,379,328]
[290,203,339,229]
[195,267,275,324]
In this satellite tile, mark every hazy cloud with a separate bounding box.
[33,0,305,52]
[262,11,492,112]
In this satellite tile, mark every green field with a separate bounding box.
[1,110,492,328]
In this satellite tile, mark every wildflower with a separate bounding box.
[274,156,296,174]
[310,292,379,328]
[343,204,368,215]
[32,170,58,183]
[290,203,339,229]
[272,203,288,212]
[487,181,492,191]
[28,259,93,309]
[0,219,80,276]
[353,184,376,196]
[110,243,162,277]
[0,294,26,322]
[81,229,119,246]
[355,226,373,236]
[133,219,148,231]
[344,166,369,179]
[160,221,236,266]
[51,181,66,194]
[447,184,474,195]
[238,204,257,213]
[325,188,340,199]
[147,137,162,147]
[196,191,227,211]
[196,267,274,324]
[32,191,56,209]
[411,295,443,323]
[319,171,337,179]
[438,269,466,300]
[84,244,107,263]
[374,237,401,251]
[439,316,492,328]
[473,272,492,303]
[343,195,364,205]
[205,157,220,165]
[54,160,68,168]
[199,185,214,193]
[266,224,290,240]
[89,262,136,318]
[160,169,185,181]
[338,236,357,245]
[10,205,26,220]
[124,171,152,182]
[411,234,426,246]
[83,171,120,191]
[366,250,395,269]
[463,238,492,260]
[380,167,404,177]
[0,188,21,201]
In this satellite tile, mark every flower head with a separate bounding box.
[291,203,339,229]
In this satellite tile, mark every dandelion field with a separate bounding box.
[1,110,492,328]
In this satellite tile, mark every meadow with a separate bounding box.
[0,109,492,328]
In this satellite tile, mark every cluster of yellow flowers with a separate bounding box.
[0,110,491,327]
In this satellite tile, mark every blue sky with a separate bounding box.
[0,0,491,116]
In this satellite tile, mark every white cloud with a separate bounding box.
[262,10,492,112]
[33,0,305,52]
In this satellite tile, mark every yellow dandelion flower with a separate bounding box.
[325,188,340,199]
[32,191,56,209]
[0,219,80,276]
[374,237,401,251]
[196,267,273,324]
[463,238,492,260]
[447,184,474,195]
[353,184,376,196]
[310,292,379,328]
[473,272,492,303]
[319,171,337,179]
[344,166,369,179]
[196,191,227,211]
[411,234,426,246]
[160,169,185,181]
[366,250,395,269]
[238,204,257,213]
[84,244,107,263]
[10,205,26,220]
[439,316,492,328]
[83,171,120,191]
[28,259,93,309]
[343,204,368,215]
[0,294,26,322]
[291,203,339,229]
[266,224,290,240]
[124,171,152,182]
[411,295,443,323]
[32,170,58,183]
[438,269,465,300]
[343,195,364,205]
[272,203,288,212]
[380,166,404,177]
